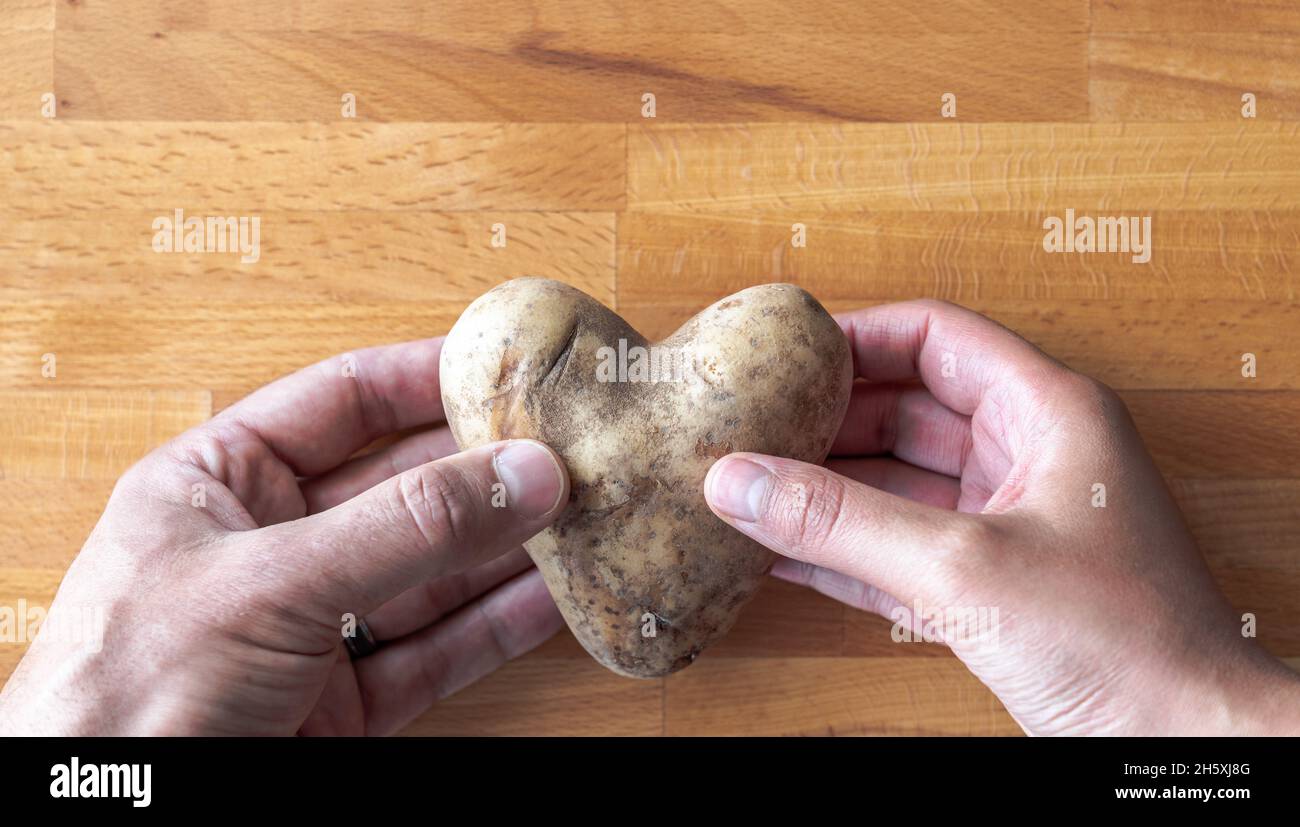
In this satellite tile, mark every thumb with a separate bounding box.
[253,439,568,615]
[703,452,982,603]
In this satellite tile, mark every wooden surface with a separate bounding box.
[1,0,1297,735]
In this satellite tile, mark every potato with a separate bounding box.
[440,279,851,677]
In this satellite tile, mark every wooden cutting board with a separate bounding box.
[1,0,1296,735]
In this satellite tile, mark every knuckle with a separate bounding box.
[1090,379,1132,427]
[395,463,480,551]
[1046,371,1137,438]
[913,297,961,315]
[110,458,154,499]
[118,438,192,491]
[1016,367,1117,427]
[1059,371,1122,414]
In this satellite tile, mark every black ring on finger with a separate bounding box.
[344,617,380,660]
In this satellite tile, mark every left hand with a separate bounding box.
[0,338,570,736]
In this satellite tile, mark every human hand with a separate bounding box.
[0,339,569,736]
[704,300,1300,735]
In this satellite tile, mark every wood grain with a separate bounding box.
[1,298,1290,394]
[1175,479,1300,569]
[1215,568,1300,656]
[1093,0,1300,32]
[0,1,1296,736]
[53,30,1088,122]
[0,300,500,392]
[0,211,615,303]
[0,481,113,569]
[627,123,1300,212]
[616,299,1299,391]
[57,1,1088,33]
[0,29,50,118]
[664,657,1020,735]
[1,0,53,31]
[1128,393,1300,478]
[1092,34,1300,120]
[400,657,663,736]
[618,211,1300,301]
[0,122,626,212]
[0,391,211,479]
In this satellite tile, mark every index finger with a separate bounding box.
[835,300,1068,416]
[210,337,446,477]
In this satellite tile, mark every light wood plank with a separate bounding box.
[843,610,958,658]
[528,627,589,659]
[1094,0,1300,33]
[1215,568,1300,656]
[58,0,1088,33]
[54,31,1087,122]
[615,299,1300,391]
[1131,393,1300,478]
[618,211,1300,301]
[0,122,626,212]
[665,657,1020,735]
[1175,479,1300,570]
[0,296,613,392]
[0,481,111,568]
[0,390,210,479]
[0,29,50,119]
[949,300,1288,392]
[0,5,1293,737]
[0,570,60,611]
[0,0,51,30]
[0,302,446,391]
[400,657,663,735]
[706,577,844,657]
[0,212,615,303]
[628,123,1300,212]
[1092,34,1300,120]
[3,298,1292,393]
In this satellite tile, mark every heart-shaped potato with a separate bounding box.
[440,279,851,677]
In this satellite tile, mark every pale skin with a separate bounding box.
[2,301,1297,735]
[705,300,1300,735]
[0,338,571,736]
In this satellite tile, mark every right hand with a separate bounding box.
[704,300,1300,735]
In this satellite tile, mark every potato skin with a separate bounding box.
[440,278,851,677]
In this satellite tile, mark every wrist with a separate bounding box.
[0,641,174,736]
[1166,646,1300,735]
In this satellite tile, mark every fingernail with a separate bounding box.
[493,441,566,519]
[707,457,772,523]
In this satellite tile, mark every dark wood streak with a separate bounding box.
[510,31,881,121]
